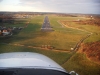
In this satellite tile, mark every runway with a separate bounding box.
[41,16,53,31]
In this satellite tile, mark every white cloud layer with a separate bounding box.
[0,0,100,14]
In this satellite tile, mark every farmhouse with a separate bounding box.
[0,26,12,36]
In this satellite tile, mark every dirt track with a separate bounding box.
[0,43,70,53]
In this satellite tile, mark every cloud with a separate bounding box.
[0,0,3,2]
[19,0,100,7]
[0,0,100,14]
[19,0,59,12]
[18,0,100,14]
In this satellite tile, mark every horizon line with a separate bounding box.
[0,11,100,15]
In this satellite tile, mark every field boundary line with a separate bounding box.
[0,43,70,53]
[57,20,93,34]
[57,20,93,49]
[11,44,70,53]
[57,20,94,65]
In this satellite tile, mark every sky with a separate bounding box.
[0,0,100,14]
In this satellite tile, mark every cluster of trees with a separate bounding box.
[74,19,100,26]
[57,14,77,17]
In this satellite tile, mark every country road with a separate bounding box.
[41,16,53,31]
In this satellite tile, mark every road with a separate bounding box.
[41,16,53,31]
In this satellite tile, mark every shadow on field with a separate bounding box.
[0,22,50,45]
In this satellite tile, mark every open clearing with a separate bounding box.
[0,14,100,75]
[0,15,88,50]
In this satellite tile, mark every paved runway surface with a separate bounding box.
[41,16,53,31]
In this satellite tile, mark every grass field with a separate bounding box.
[0,15,88,50]
[62,53,100,75]
[0,15,100,75]
[0,43,74,65]
[58,15,100,75]
[59,17,100,43]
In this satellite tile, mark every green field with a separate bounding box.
[62,53,100,75]
[60,16,100,43]
[0,15,88,50]
[0,15,100,75]
[0,44,74,65]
